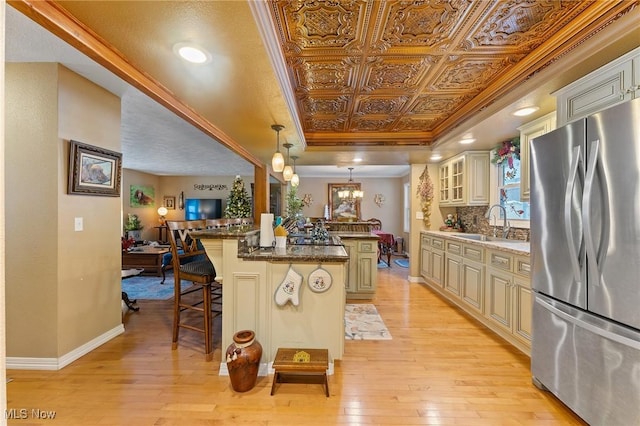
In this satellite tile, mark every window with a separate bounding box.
[498,156,530,221]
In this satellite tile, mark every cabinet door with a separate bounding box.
[464,153,490,205]
[342,241,356,293]
[450,157,464,203]
[485,267,512,333]
[439,163,450,204]
[444,255,462,298]
[431,249,444,287]
[421,247,432,279]
[512,276,532,346]
[518,112,556,201]
[461,261,484,314]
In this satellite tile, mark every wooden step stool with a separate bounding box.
[271,348,329,397]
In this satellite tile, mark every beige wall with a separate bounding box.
[122,173,253,241]
[5,64,122,359]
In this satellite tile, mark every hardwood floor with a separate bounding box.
[7,261,585,425]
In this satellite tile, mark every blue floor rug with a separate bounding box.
[377,260,389,268]
[394,258,409,268]
[122,272,194,300]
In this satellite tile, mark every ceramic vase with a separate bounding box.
[226,330,262,392]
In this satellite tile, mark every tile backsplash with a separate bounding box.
[454,206,529,241]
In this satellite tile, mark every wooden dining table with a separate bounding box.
[372,230,394,267]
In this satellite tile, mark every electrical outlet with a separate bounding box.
[74,217,83,231]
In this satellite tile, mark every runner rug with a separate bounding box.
[345,304,392,340]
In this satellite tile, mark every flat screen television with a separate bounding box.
[185,198,223,220]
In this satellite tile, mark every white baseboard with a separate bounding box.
[7,324,125,370]
[408,275,424,283]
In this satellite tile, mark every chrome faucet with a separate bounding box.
[485,204,510,238]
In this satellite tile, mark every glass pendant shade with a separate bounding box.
[291,173,300,187]
[272,152,284,172]
[271,124,285,173]
[283,165,294,181]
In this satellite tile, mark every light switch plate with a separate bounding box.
[416,211,424,220]
[74,217,83,231]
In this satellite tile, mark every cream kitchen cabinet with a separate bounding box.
[518,112,556,201]
[444,239,463,299]
[420,232,530,355]
[459,244,485,315]
[420,233,444,288]
[342,237,378,300]
[438,151,490,206]
[555,46,640,126]
[485,249,532,353]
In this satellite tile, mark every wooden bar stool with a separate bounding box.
[166,220,221,361]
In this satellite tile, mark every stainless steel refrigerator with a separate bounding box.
[530,97,640,425]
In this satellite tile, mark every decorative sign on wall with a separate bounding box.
[193,184,228,191]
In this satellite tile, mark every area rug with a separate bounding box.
[377,259,389,268]
[394,258,409,268]
[122,272,194,300]
[345,304,392,340]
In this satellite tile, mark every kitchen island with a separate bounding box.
[191,227,349,376]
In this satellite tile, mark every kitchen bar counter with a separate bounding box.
[194,226,347,376]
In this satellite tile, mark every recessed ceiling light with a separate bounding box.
[173,42,211,64]
[513,106,539,117]
[459,138,476,144]
[430,154,442,161]
[353,157,363,162]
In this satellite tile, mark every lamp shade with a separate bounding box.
[157,206,168,216]
[272,152,285,172]
[291,173,300,187]
[283,165,294,181]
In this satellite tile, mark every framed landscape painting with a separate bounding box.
[67,140,122,196]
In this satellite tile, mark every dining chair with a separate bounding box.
[166,220,221,361]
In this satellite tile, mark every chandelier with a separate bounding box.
[338,167,363,200]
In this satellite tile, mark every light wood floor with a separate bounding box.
[7,261,585,425]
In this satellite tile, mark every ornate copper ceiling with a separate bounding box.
[268,0,636,148]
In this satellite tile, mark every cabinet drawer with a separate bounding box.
[421,234,431,246]
[515,256,531,278]
[431,238,444,250]
[488,251,513,272]
[358,241,376,253]
[446,240,462,255]
[463,244,484,262]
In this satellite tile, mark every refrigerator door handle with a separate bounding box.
[564,146,582,285]
[583,140,603,285]
[536,294,640,350]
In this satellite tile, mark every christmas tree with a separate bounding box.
[224,175,252,218]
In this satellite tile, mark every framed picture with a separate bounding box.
[328,183,361,221]
[67,140,122,196]
[163,196,176,210]
[129,184,155,207]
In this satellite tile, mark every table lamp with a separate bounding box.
[157,206,168,225]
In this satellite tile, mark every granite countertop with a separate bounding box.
[238,245,349,262]
[336,232,379,240]
[423,230,530,255]
[190,226,259,239]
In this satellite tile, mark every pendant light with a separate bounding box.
[271,124,285,173]
[282,142,294,181]
[290,155,300,187]
[338,167,364,200]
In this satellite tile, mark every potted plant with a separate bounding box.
[124,213,143,241]
[286,186,304,219]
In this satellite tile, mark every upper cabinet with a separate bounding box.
[518,112,557,201]
[555,46,640,126]
[439,151,489,207]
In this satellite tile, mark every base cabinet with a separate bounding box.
[343,238,378,300]
[420,232,531,355]
[420,235,444,288]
